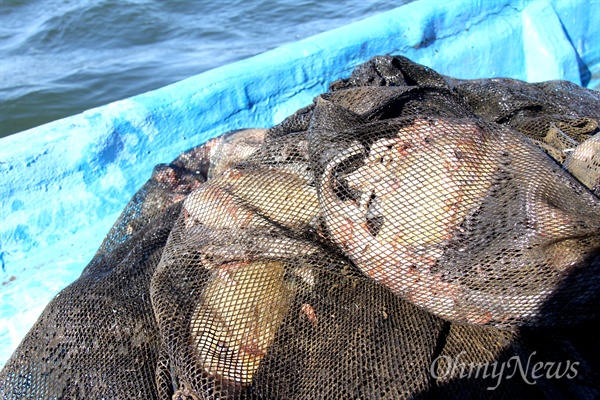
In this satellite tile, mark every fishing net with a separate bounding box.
[1,55,599,399]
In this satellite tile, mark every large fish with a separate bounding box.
[191,260,293,385]
[183,166,320,231]
[319,117,600,327]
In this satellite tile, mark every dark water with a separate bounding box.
[0,0,412,138]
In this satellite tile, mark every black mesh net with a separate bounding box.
[1,55,599,399]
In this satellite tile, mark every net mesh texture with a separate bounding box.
[1,55,599,399]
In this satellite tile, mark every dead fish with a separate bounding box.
[328,118,496,250]
[191,260,293,385]
[184,167,320,231]
[564,133,600,195]
[183,183,262,230]
[224,167,320,229]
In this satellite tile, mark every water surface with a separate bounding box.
[0,0,412,137]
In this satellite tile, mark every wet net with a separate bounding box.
[1,56,599,399]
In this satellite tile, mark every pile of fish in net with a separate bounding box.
[1,56,599,399]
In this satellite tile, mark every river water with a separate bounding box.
[0,0,413,137]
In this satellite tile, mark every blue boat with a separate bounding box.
[0,0,598,368]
